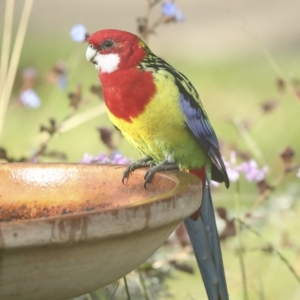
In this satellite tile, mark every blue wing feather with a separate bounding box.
[179,93,229,187]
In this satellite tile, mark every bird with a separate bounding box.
[86,29,230,300]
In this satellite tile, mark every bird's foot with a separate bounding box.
[144,160,179,189]
[122,156,155,184]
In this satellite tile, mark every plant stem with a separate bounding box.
[0,0,34,137]
[85,293,93,300]
[234,180,249,300]
[30,101,106,161]
[0,0,15,98]
[123,276,132,300]
[225,1,300,104]
[258,275,265,300]
[141,0,164,42]
[238,219,300,285]
[138,269,152,300]
[58,103,106,133]
[247,170,285,214]
[231,116,266,166]
[110,282,120,300]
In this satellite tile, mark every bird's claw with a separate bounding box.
[143,161,179,189]
[144,169,155,189]
[123,158,179,189]
[122,170,130,185]
[122,167,132,184]
[122,157,154,185]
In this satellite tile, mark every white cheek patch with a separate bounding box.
[93,53,120,73]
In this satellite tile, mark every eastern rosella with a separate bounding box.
[86,29,230,300]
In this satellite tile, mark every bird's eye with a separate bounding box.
[101,39,114,50]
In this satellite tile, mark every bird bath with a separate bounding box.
[0,163,202,300]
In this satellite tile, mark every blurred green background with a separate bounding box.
[0,0,300,299]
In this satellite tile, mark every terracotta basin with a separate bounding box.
[0,163,202,300]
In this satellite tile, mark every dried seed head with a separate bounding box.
[260,99,278,113]
[276,77,285,92]
[90,85,102,99]
[280,146,295,171]
[256,179,273,194]
[97,127,115,150]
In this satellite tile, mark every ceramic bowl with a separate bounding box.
[0,163,201,300]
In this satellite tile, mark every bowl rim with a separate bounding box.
[0,163,202,248]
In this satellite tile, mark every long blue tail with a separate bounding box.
[184,183,229,300]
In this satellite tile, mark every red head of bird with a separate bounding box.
[86,29,147,73]
[86,29,157,121]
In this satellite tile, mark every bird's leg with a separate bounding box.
[122,156,155,184]
[144,160,179,189]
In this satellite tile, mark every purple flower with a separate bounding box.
[80,152,131,165]
[80,153,96,163]
[54,62,68,89]
[162,2,184,22]
[224,151,240,182]
[212,152,239,186]
[80,153,110,164]
[58,74,68,89]
[226,165,240,182]
[212,154,270,186]
[95,153,111,164]
[70,24,87,42]
[22,68,37,81]
[239,160,268,182]
[110,152,132,165]
[211,180,220,187]
[19,89,41,108]
[297,168,300,178]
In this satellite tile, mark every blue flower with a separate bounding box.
[162,2,177,16]
[19,89,41,108]
[70,24,87,42]
[162,2,184,22]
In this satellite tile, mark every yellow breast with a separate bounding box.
[106,69,208,169]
